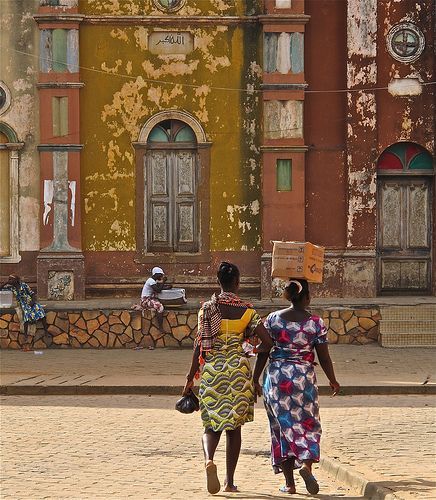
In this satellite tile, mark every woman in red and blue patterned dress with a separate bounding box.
[253,279,340,495]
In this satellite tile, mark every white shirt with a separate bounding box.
[141,278,157,298]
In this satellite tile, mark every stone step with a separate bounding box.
[380,306,436,322]
[86,281,261,300]
[379,320,435,334]
[380,332,436,348]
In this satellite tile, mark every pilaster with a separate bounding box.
[260,0,309,298]
[35,0,85,300]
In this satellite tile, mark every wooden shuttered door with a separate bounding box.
[378,178,432,293]
[146,150,198,253]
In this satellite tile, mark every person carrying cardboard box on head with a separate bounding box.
[271,241,325,283]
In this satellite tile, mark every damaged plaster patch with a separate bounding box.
[101,59,123,74]
[388,78,422,96]
[19,197,39,250]
[110,28,129,42]
[354,92,376,130]
[4,94,35,140]
[347,61,377,87]
[347,0,377,58]
[210,0,232,12]
[109,219,131,238]
[12,79,32,92]
[226,200,260,224]
[346,171,376,247]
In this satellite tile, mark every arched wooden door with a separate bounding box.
[377,143,434,294]
[145,119,199,253]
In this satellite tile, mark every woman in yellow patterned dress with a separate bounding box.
[183,262,273,495]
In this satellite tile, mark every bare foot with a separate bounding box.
[223,484,238,492]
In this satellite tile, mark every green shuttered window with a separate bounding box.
[276,159,292,191]
[52,29,68,72]
[52,97,69,137]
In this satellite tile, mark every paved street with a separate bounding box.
[321,395,436,499]
[0,395,363,500]
[1,395,435,499]
[1,344,435,389]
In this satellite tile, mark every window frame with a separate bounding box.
[0,123,23,263]
[133,111,211,264]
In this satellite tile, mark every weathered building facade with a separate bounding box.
[1,0,434,300]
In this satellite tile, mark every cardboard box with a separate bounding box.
[271,241,325,283]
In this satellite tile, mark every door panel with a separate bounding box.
[176,151,195,195]
[407,182,430,248]
[147,151,171,251]
[378,177,432,294]
[177,203,195,243]
[151,203,169,243]
[174,151,197,252]
[381,260,428,290]
[380,183,402,248]
[150,152,168,195]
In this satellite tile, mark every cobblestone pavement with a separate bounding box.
[321,395,436,499]
[2,345,435,388]
[0,395,364,500]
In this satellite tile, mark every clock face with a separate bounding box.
[387,23,425,63]
[153,0,185,12]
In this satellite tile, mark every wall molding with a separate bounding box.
[37,82,85,89]
[260,145,308,152]
[38,144,83,151]
[35,14,310,27]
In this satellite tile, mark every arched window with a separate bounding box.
[148,119,197,144]
[0,123,22,262]
[377,142,433,172]
[376,142,433,294]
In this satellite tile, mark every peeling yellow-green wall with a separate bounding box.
[80,0,262,252]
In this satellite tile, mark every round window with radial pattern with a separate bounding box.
[153,0,185,12]
[386,23,425,64]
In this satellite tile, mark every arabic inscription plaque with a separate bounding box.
[148,31,194,55]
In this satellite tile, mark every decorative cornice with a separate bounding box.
[37,82,85,89]
[23,14,312,27]
[258,14,310,24]
[34,14,84,23]
[327,249,376,258]
[260,145,308,152]
[0,142,25,151]
[261,83,308,91]
[377,170,434,177]
[261,249,376,259]
[38,144,83,151]
[83,15,258,26]
[33,13,311,28]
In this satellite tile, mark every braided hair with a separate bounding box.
[217,261,240,288]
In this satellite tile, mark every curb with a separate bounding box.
[320,456,402,499]
[1,385,435,396]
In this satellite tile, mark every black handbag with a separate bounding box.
[175,391,200,414]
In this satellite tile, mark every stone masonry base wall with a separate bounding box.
[0,306,380,349]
